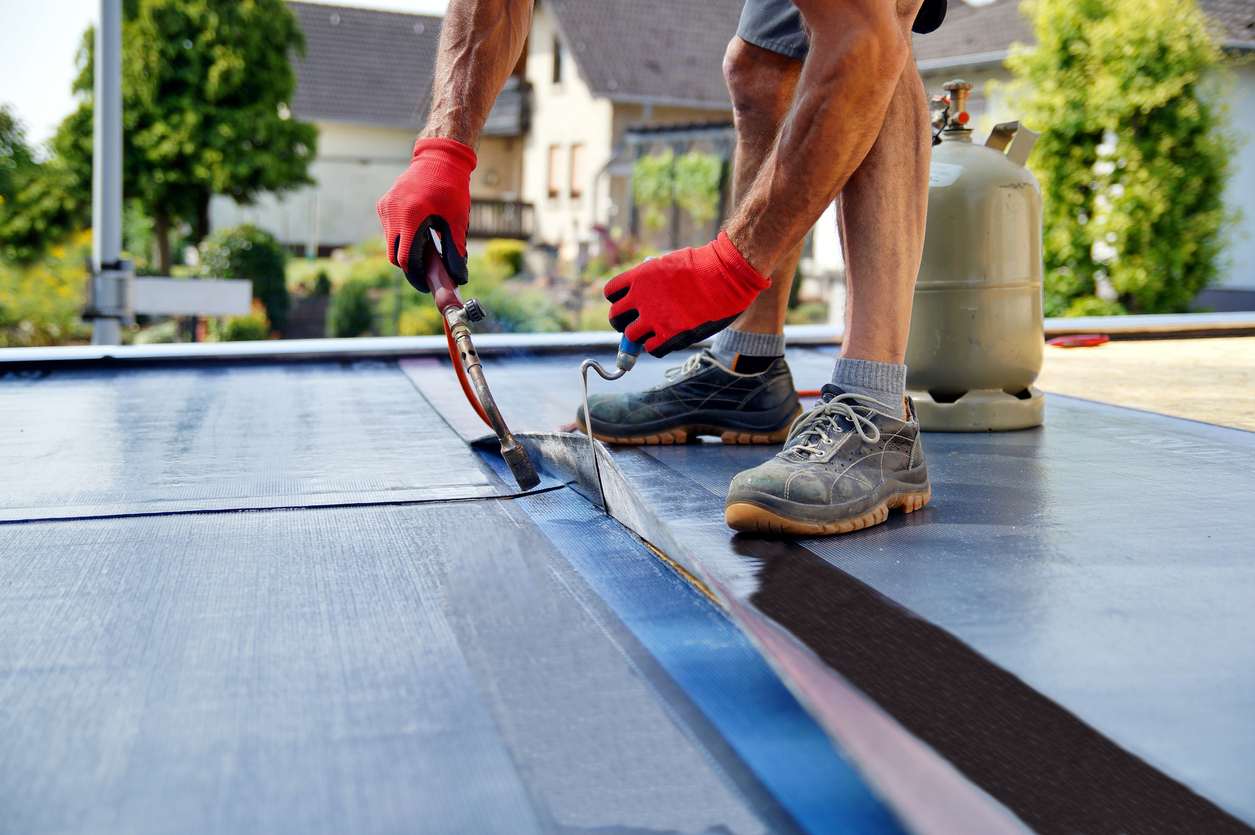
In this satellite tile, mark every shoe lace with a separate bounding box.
[786,394,883,459]
[663,352,708,382]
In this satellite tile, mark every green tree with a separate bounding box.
[633,149,725,235]
[1007,0,1234,315]
[58,0,317,271]
[327,278,375,338]
[0,106,36,200]
[673,151,723,228]
[632,149,675,232]
[0,105,88,264]
[199,224,289,334]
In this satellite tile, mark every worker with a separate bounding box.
[377,0,945,536]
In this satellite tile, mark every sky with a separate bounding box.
[0,0,449,147]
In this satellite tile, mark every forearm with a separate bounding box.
[726,1,911,273]
[422,0,533,146]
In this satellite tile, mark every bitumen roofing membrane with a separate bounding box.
[2,344,1253,834]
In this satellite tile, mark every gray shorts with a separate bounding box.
[736,0,808,60]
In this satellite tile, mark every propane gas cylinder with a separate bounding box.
[905,79,1045,431]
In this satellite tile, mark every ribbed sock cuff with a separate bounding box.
[829,357,907,413]
[711,328,786,370]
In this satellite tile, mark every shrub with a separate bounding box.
[0,232,91,347]
[327,277,375,338]
[312,270,332,297]
[217,303,272,341]
[483,239,527,275]
[132,320,181,344]
[347,255,397,289]
[1007,0,1234,314]
[478,286,568,333]
[1064,295,1127,318]
[199,225,290,334]
[399,304,445,336]
[785,302,829,325]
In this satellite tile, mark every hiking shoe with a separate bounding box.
[577,349,801,445]
[725,387,931,535]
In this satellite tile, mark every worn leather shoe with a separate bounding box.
[725,387,931,535]
[577,349,801,444]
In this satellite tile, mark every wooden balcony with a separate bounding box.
[468,199,534,240]
[482,77,532,138]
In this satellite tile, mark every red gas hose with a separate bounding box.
[444,316,493,428]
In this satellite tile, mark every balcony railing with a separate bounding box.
[469,199,534,240]
[482,77,532,138]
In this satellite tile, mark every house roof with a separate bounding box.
[283,0,1255,128]
[288,1,441,128]
[913,0,1255,70]
[546,0,743,109]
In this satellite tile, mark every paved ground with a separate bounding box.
[1037,337,1255,431]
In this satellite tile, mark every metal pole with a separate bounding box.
[91,0,123,345]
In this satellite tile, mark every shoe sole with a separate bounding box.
[590,405,803,446]
[725,486,932,537]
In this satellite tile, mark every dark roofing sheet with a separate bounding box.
[409,345,1255,830]
[0,355,910,834]
[0,499,782,834]
[0,361,505,522]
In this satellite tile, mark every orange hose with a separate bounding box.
[443,315,492,428]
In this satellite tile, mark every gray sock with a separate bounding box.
[710,328,786,372]
[829,357,907,414]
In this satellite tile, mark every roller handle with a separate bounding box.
[616,335,643,373]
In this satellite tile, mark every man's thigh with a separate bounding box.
[736,0,809,61]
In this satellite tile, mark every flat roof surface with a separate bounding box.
[0,358,907,835]
[410,345,1255,832]
[4,345,1254,833]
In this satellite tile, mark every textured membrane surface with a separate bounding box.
[0,362,504,521]
[408,346,1255,830]
[0,357,910,835]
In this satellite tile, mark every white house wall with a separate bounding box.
[1222,62,1255,290]
[209,120,520,253]
[521,4,616,260]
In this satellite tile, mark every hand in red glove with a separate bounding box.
[605,232,771,357]
[376,137,477,292]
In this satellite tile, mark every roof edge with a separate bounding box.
[918,38,1255,73]
[288,1,441,25]
[916,49,1011,73]
[606,93,732,111]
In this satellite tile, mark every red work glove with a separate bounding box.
[605,232,771,357]
[376,137,477,291]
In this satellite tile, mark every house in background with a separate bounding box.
[210,1,534,256]
[211,0,744,265]
[212,0,1255,310]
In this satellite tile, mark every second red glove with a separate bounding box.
[376,137,477,291]
[604,232,771,357]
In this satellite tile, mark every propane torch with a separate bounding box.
[578,335,643,511]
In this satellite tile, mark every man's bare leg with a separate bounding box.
[838,6,931,370]
[724,0,914,277]
[719,39,803,341]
